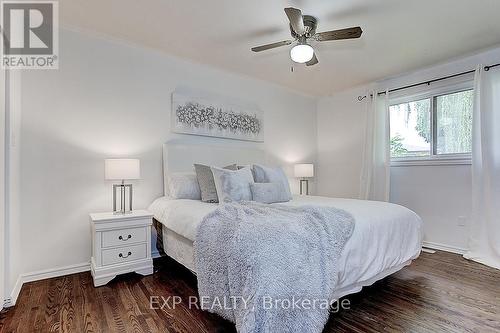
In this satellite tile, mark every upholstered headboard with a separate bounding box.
[162,141,267,195]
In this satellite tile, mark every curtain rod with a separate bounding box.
[357,63,500,101]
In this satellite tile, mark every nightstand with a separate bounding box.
[90,210,154,287]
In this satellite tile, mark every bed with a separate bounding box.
[149,141,423,301]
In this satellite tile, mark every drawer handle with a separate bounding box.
[119,251,132,258]
[119,234,132,241]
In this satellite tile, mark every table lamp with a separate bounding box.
[105,159,140,214]
[294,163,314,195]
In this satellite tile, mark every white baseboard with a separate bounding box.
[4,248,159,308]
[21,262,90,284]
[4,262,90,308]
[422,241,467,255]
[3,275,22,308]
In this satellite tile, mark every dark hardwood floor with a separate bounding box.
[1,251,499,333]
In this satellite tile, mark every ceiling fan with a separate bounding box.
[251,7,362,66]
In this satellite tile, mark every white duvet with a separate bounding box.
[149,195,423,297]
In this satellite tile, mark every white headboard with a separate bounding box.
[162,141,267,195]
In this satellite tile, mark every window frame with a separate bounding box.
[389,81,473,167]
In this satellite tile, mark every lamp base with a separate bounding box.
[299,179,309,195]
[113,210,133,215]
[112,181,133,214]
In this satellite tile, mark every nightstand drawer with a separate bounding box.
[101,227,147,248]
[101,244,147,266]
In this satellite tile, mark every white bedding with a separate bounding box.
[149,195,423,296]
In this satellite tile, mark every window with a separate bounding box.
[435,90,473,155]
[390,98,431,159]
[390,88,473,164]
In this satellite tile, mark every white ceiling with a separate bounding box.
[61,0,500,96]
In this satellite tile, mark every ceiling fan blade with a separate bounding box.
[251,40,293,52]
[306,53,318,66]
[284,7,305,36]
[316,27,362,41]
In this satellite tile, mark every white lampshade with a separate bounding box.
[294,164,314,178]
[290,44,314,63]
[105,159,141,180]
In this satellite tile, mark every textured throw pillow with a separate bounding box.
[252,164,266,182]
[252,164,292,200]
[167,172,201,200]
[211,166,255,203]
[194,164,237,203]
[250,182,290,204]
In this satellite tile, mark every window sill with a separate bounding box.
[391,157,471,167]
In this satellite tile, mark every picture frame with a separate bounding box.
[171,92,264,142]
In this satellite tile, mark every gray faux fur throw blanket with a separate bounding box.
[194,201,355,333]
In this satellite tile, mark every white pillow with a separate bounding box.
[250,182,290,204]
[167,172,201,200]
[252,164,292,200]
[211,166,255,203]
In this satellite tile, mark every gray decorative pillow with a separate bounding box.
[211,166,254,203]
[250,182,290,204]
[252,164,292,200]
[252,164,266,182]
[194,164,237,203]
[238,164,256,180]
[167,172,201,200]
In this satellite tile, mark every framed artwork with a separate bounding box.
[171,92,264,142]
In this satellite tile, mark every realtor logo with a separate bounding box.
[1,0,58,69]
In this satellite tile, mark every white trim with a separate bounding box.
[4,262,90,308]
[422,241,467,255]
[0,68,6,312]
[21,262,90,284]
[391,156,471,167]
[388,79,474,105]
[389,81,474,165]
[3,275,21,308]
[4,245,159,307]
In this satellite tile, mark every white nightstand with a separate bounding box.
[90,210,154,287]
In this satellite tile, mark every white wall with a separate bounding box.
[317,46,500,252]
[316,86,369,198]
[390,165,471,251]
[11,29,317,286]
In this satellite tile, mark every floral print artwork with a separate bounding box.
[172,93,264,142]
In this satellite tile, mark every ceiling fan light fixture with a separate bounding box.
[290,43,314,63]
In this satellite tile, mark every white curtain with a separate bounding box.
[464,65,500,269]
[359,90,390,201]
